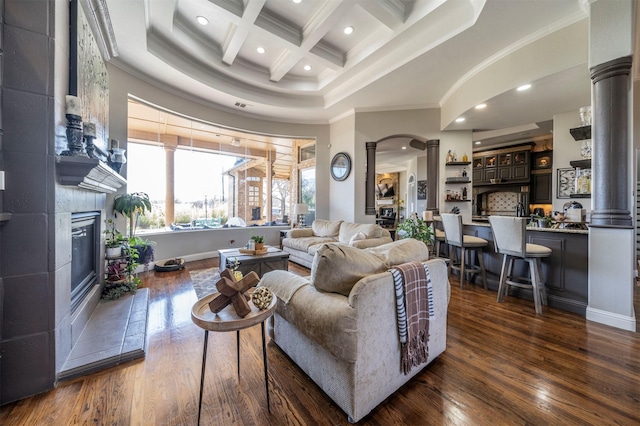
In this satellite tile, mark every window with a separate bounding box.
[300,167,316,224]
[127,98,314,231]
[299,144,315,162]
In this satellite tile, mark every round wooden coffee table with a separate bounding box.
[191,293,276,425]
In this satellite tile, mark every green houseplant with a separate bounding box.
[113,192,152,238]
[396,214,435,250]
[104,219,126,257]
[113,192,155,268]
[251,234,265,251]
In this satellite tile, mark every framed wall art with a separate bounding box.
[557,168,575,198]
[417,180,427,200]
[376,173,398,199]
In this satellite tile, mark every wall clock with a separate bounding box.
[330,152,351,181]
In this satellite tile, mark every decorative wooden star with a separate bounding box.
[208,269,259,317]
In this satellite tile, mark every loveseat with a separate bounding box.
[282,219,393,268]
[260,238,450,422]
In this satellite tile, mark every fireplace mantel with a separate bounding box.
[56,156,126,194]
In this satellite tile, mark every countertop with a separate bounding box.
[466,221,589,235]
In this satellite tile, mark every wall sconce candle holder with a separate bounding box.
[61,114,87,157]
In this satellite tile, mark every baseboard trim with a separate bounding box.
[133,251,219,274]
[586,306,637,332]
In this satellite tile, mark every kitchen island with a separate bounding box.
[456,222,588,315]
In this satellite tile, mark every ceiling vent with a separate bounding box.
[234,102,247,108]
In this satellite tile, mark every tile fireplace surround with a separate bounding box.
[54,158,149,379]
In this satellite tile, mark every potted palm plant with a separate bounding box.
[113,192,152,238]
[113,192,155,268]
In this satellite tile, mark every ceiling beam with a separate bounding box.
[222,0,267,65]
[357,0,406,30]
[269,1,351,81]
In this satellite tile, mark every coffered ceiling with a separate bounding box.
[98,0,602,141]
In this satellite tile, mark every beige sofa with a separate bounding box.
[282,219,393,268]
[260,239,450,423]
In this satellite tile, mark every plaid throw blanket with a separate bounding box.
[390,261,434,374]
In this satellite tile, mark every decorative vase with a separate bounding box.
[109,148,127,173]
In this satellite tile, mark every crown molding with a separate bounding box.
[82,0,119,60]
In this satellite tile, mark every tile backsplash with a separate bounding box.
[487,192,518,216]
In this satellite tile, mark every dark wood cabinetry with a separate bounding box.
[472,146,531,185]
[464,224,588,315]
[530,151,553,203]
[531,171,552,203]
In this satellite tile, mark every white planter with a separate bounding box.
[106,246,122,257]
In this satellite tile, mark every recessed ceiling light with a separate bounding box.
[196,16,209,26]
[402,146,407,150]
[303,64,312,71]
[475,103,487,109]
[475,141,482,145]
[455,117,465,123]
[517,84,531,91]
[292,0,302,3]
[257,47,266,54]
[344,26,354,35]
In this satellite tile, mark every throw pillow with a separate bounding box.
[348,231,367,246]
[311,244,386,296]
[365,238,429,268]
[338,222,380,244]
[312,219,343,237]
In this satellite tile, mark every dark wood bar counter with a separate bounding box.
[461,222,588,315]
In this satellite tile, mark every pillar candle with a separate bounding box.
[83,122,96,137]
[65,95,82,116]
[423,210,433,221]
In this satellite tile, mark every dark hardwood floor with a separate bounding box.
[2,258,640,425]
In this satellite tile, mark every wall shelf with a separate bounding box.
[445,179,470,184]
[570,159,591,169]
[444,199,471,202]
[445,161,471,166]
[569,125,591,141]
[56,156,126,194]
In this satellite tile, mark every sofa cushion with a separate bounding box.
[349,232,367,245]
[338,222,381,244]
[365,238,430,268]
[312,219,343,237]
[311,244,386,296]
[288,228,314,238]
[283,236,337,253]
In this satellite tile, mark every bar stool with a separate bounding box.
[441,213,488,289]
[434,220,447,258]
[488,216,551,314]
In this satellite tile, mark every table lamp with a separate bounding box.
[293,203,309,228]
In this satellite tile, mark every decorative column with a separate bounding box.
[165,146,176,226]
[426,139,440,214]
[589,56,633,228]
[365,142,377,215]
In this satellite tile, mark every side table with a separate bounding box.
[191,293,277,425]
